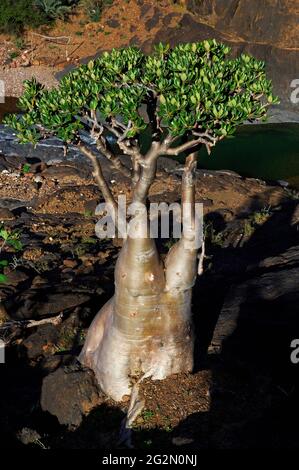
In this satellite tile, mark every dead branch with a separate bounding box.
[0,313,63,332]
[31,32,71,44]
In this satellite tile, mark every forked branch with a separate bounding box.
[76,142,118,211]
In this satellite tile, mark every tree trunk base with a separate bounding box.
[79,292,194,402]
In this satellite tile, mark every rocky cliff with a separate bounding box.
[149,0,299,121]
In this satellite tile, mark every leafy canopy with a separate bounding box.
[4,40,278,149]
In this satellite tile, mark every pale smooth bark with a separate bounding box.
[79,142,201,401]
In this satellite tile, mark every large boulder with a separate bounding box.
[211,244,299,370]
[41,365,104,428]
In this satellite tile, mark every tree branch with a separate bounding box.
[76,142,118,211]
[132,141,162,204]
[95,136,132,179]
[165,131,218,156]
[164,137,206,156]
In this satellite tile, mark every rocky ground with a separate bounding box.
[0,0,299,449]
[0,138,298,449]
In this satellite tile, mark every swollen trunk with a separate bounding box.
[79,155,200,401]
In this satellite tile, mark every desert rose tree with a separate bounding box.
[4,41,278,401]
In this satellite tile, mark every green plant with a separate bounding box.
[21,163,31,174]
[81,236,97,244]
[243,206,272,238]
[81,0,113,22]
[0,0,50,35]
[204,221,225,247]
[243,219,255,238]
[9,51,19,60]
[0,260,9,283]
[84,209,94,218]
[0,227,23,252]
[251,205,272,225]
[14,37,26,49]
[0,226,23,283]
[142,409,155,421]
[35,0,78,20]
[4,41,278,403]
[284,187,299,201]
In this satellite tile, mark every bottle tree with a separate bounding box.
[4,40,278,401]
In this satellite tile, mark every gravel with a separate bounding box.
[0,66,59,97]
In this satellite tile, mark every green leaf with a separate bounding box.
[0,230,9,241]
[0,274,7,283]
[180,73,187,82]
[22,163,31,174]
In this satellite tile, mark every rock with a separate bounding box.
[0,154,24,171]
[145,8,162,30]
[172,436,195,446]
[14,291,90,319]
[152,2,299,118]
[1,270,29,287]
[106,19,120,28]
[40,354,74,373]
[63,259,78,269]
[0,199,29,211]
[41,365,104,427]
[16,428,41,446]
[0,304,9,325]
[129,36,141,47]
[41,164,89,183]
[140,2,152,17]
[0,207,15,220]
[22,247,43,261]
[211,246,299,352]
[22,324,59,360]
[162,12,180,26]
[84,198,99,214]
[291,204,299,226]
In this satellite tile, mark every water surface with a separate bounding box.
[1,98,298,188]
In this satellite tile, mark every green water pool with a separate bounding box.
[196,123,299,188]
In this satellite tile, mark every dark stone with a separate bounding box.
[162,12,180,26]
[129,35,141,47]
[211,245,299,354]
[23,324,59,360]
[14,291,90,319]
[106,19,120,28]
[16,428,41,446]
[41,365,104,427]
[84,198,99,213]
[145,9,162,31]
[0,207,15,220]
[140,3,152,17]
[0,199,30,211]
[40,354,75,373]
[0,154,24,171]
[41,164,88,181]
[2,270,29,287]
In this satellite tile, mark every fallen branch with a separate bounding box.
[31,33,71,44]
[0,313,63,332]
